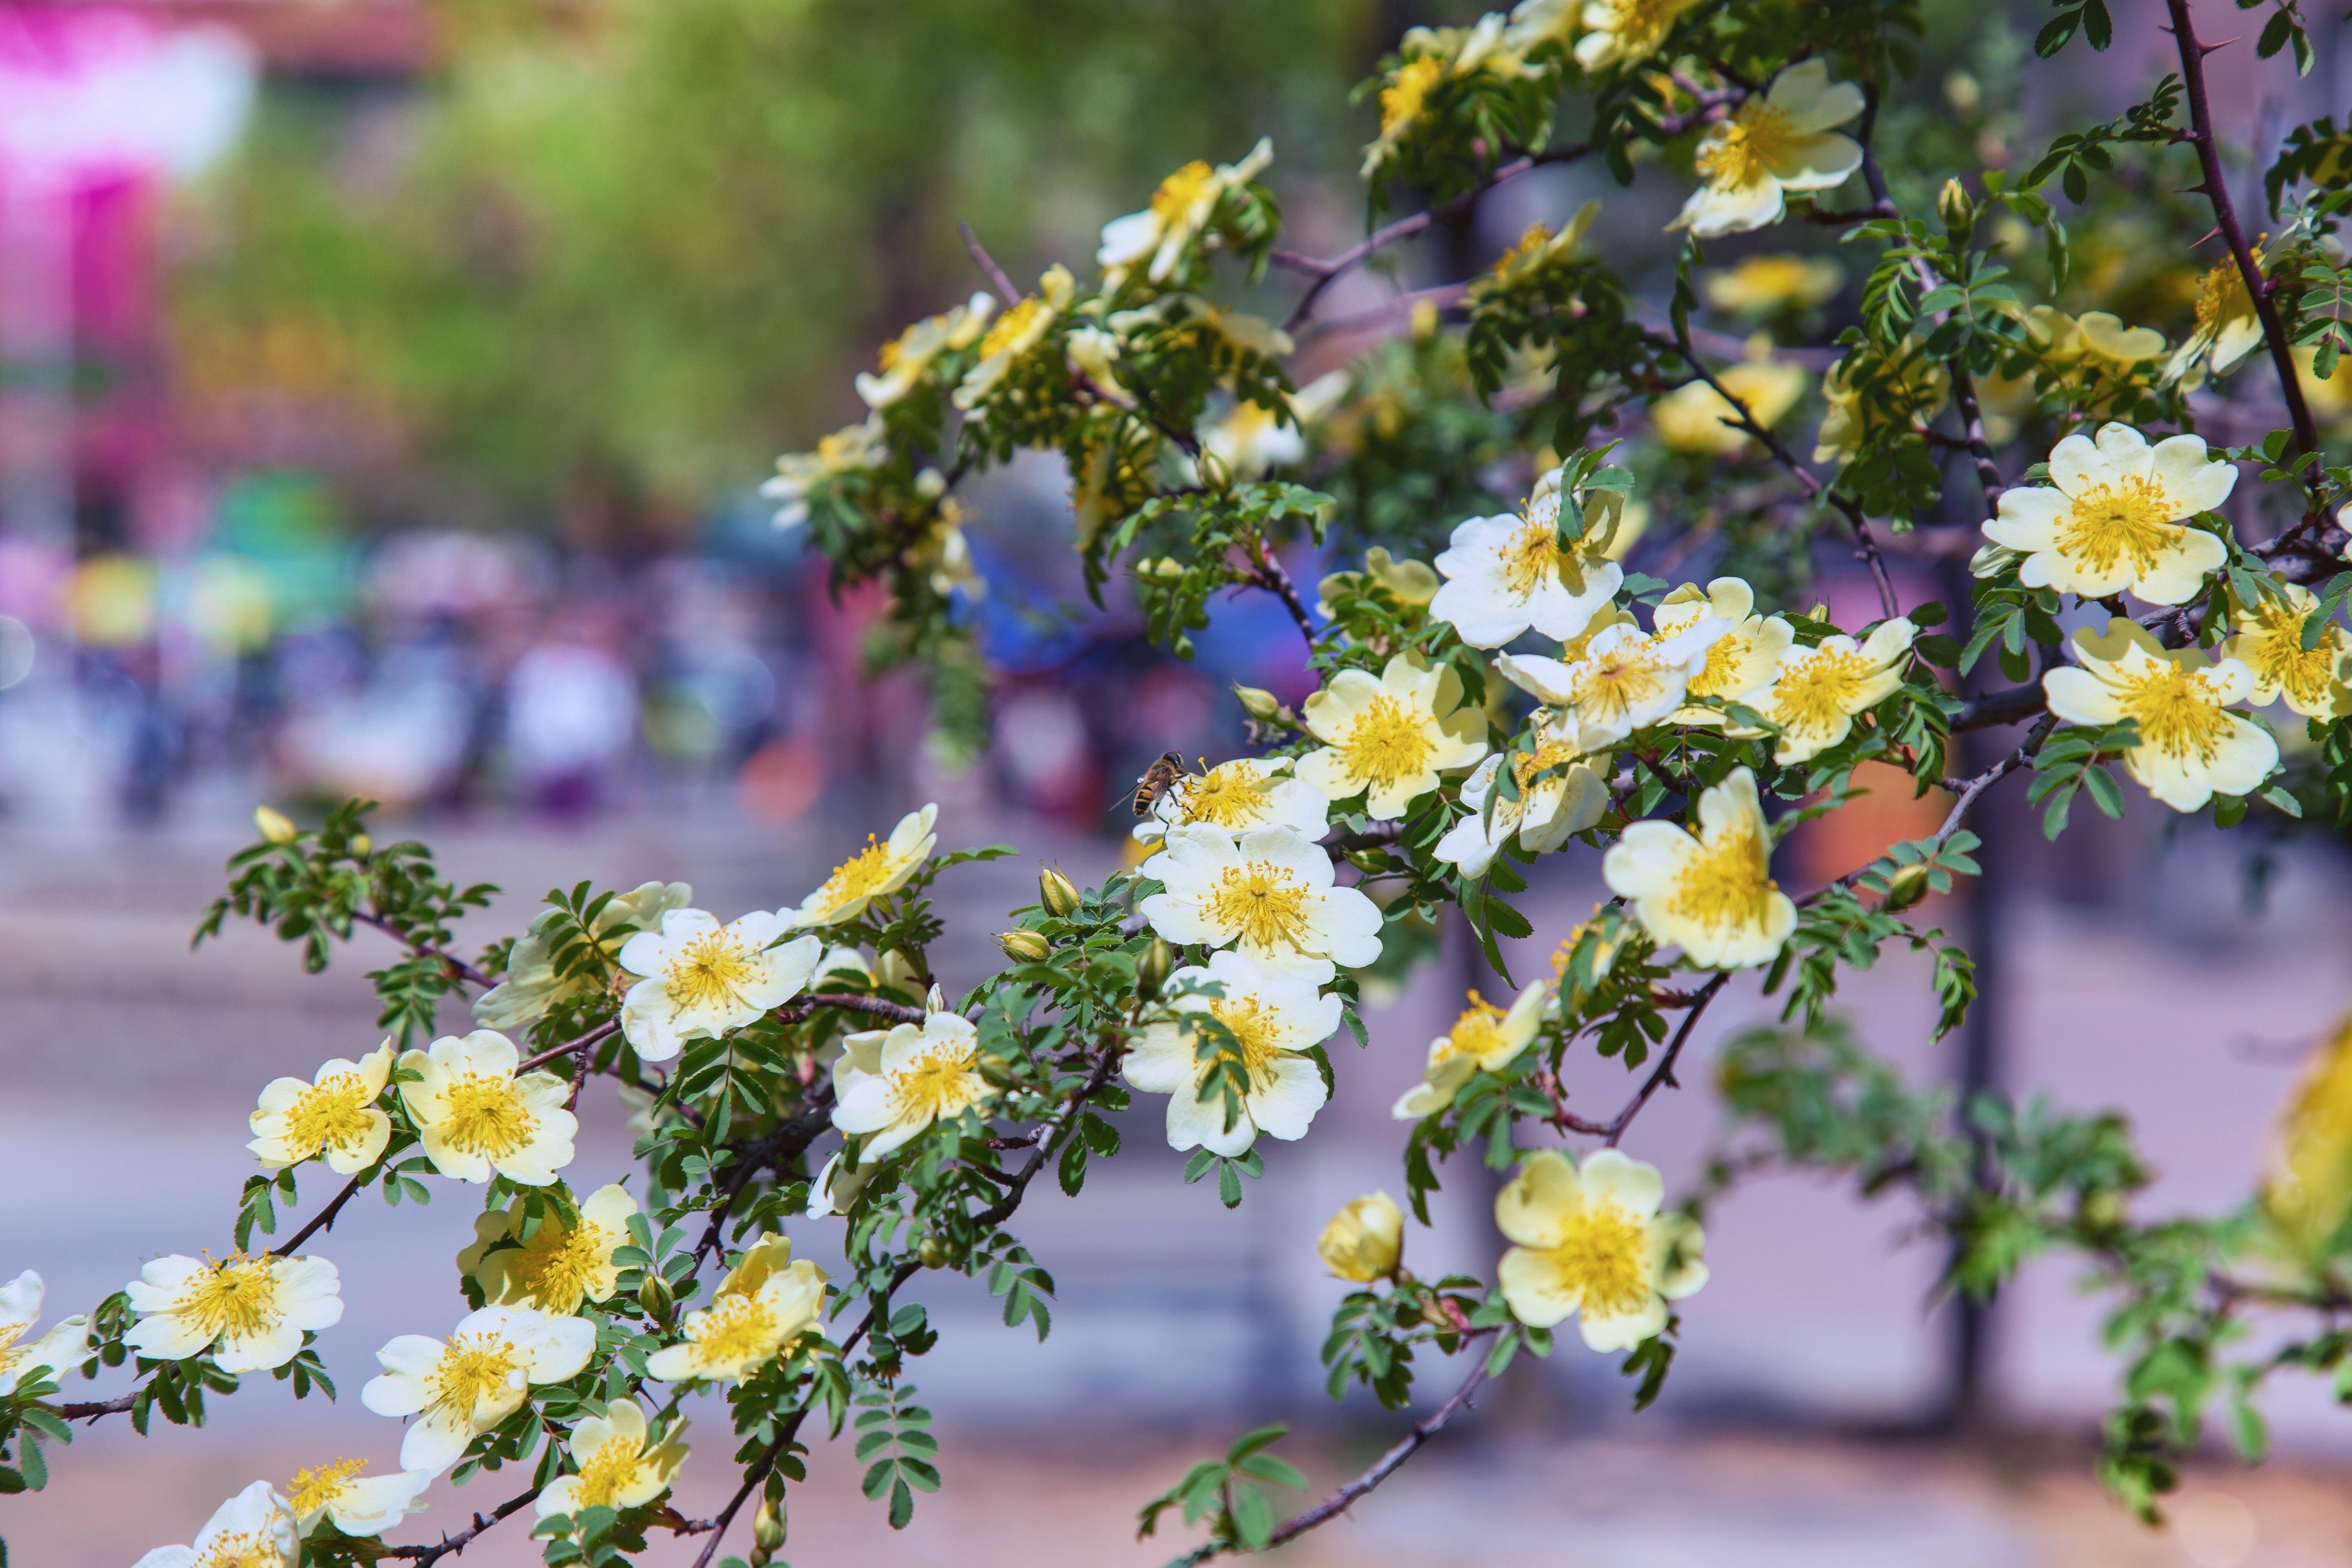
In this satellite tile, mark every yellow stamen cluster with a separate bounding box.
[2116,663,2230,764]
[285,1457,368,1517]
[1338,695,1436,790]
[571,1432,648,1510]
[1204,996,1283,1088]
[1772,648,1874,738]
[282,1073,378,1160]
[1543,1200,1649,1316]
[1380,56,1446,135]
[688,1294,779,1369]
[1183,764,1274,827]
[1150,161,1215,221]
[664,930,761,1014]
[429,1332,519,1414]
[1698,103,1794,190]
[976,297,1045,361]
[177,1256,279,1341]
[2057,478,2183,577]
[813,836,897,910]
[1666,817,1780,935]
[1205,862,1314,954]
[438,1075,539,1161]
[888,1044,987,1124]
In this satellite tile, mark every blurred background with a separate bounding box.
[6,0,2352,1562]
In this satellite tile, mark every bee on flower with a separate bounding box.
[132,1480,297,1568]
[398,1030,577,1186]
[1672,61,1865,238]
[1293,651,1491,816]
[1096,138,1272,286]
[457,1182,639,1316]
[361,1305,597,1474]
[1604,766,1795,969]
[1139,824,1385,983]
[1979,423,2235,604]
[1496,615,1728,750]
[1654,576,1793,723]
[2041,618,2278,812]
[0,1270,91,1396]
[616,906,822,1063]
[280,1457,432,1540]
[1125,949,1338,1155]
[537,1400,689,1526]
[645,1234,826,1385]
[1392,980,1549,1120]
[2221,582,2352,720]
[475,881,694,1033]
[954,265,1076,410]
[1433,720,1608,878]
[831,1008,997,1161]
[784,804,939,929]
[1133,755,1331,847]
[124,1253,342,1373]
[763,416,888,531]
[1745,617,1918,764]
[1651,357,1807,456]
[1494,1148,1708,1351]
[1429,465,1625,649]
[857,293,995,410]
[247,1041,395,1175]
[1317,1191,1406,1283]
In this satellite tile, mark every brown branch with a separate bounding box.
[2163,0,2321,462]
[1604,972,1731,1146]
[774,992,930,1027]
[271,1170,370,1257]
[54,1393,135,1423]
[956,220,1022,306]
[351,912,494,992]
[517,1018,619,1075]
[377,1487,541,1562]
[1243,537,1317,647]
[1951,683,2048,732]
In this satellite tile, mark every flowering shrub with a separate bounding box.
[19,0,2352,1561]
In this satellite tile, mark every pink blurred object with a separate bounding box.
[0,6,253,191]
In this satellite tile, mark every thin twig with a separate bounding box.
[1604,972,1731,1146]
[519,1018,618,1074]
[956,220,1022,305]
[351,912,495,991]
[378,1488,542,1562]
[271,1170,370,1258]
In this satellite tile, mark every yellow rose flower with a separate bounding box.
[1318,1192,1405,1282]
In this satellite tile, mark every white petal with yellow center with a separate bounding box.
[1497,617,1727,750]
[398,1030,577,1186]
[1430,472,1625,649]
[1603,766,1796,969]
[1139,824,1385,983]
[1433,721,1607,877]
[830,1009,996,1161]
[1294,651,1490,817]
[280,1456,432,1538]
[537,1400,689,1522]
[1672,61,1864,238]
[1126,949,1339,1156]
[1393,980,1548,1119]
[124,1253,342,1373]
[786,804,939,929]
[618,908,821,1062]
[1750,616,1917,764]
[248,1041,395,1175]
[458,1182,639,1315]
[644,1234,826,1384]
[361,1305,596,1475]
[132,1480,298,1568]
[1495,1148,1707,1351]
[0,1270,91,1397]
[1981,423,2234,604]
[2043,617,2278,811]
[2222,581,2352,720]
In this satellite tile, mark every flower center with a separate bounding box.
[1182,764,1273,827]
[1546,1199,1651,1317]
[2193,258,2247,337]
[1338,694,1436,791]
[439,1074,539,1160]
[1150,160,1215,222]
[876,323,916,373]
[888,1043,986,1125]
[1597,0,1683,52]
[194,1530,283,1568]
[1434,995,1506,1065]
[572,1430,647,1510]
[1689,632,1754,698]
[1380,56,1445,134]
[1494,222,1552,276]
[1770,647,1874,738]
[285,1456,368,1517]
[1570,645,1672,727]
[1666,815,1780,934]
[1501,514,1573,598]
[977,296,1045,361]
[1698,102,1795,191]
[1511,738,1582,794]
[515,1216,611,1311]
[430,1332,520,1415]
[1205,861,1317,956]
[1203,996,1284,1088]
[664,930,760,1015]
[691,1294,779,1369]
[2116,662,2233,764]
[2058,477,2188,577]
[284,1072,378,1158]
[813,836,898,914]
[176,1256,279,1341]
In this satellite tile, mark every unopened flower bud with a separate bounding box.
[753,1494,787,1558]
[1232,685,1283,722]
[996,929,1051,963]
[924,982,946,1015]
[1879,862,1933,913]
[1135,937,1174,1001]
[254,805,297,844]
[637,1273,674,1329]
[874,948,921,993]
[1317,1191,1404,1282]
[1039,867,1080,917]
[349,833,371,859]
[1938,177,1975,233]
[918,1235,949,1268]
[1345,848,1392,874]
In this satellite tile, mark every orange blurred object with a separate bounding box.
[1791,760,1950,888]
[739,736,823,824]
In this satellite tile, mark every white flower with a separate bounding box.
[857,292,995,409]
[762,416,887,530]
[1200,369,1351,480]
[1134,755,1331,847]
[1293,652,1490,818]
[805,1149,877,1218]
[2223,581,2352,720]
[457,1182,639,1315]
[2043,617,2279,812]
[1433,722,1608,878]
[361,1306,597,1475]
[1604,766,1796,969]
[1746,617,1917,764]
[280,1457,432,1539]
[1097,138,1272,285]
[785,804,939,929]
[616,908,821,1063]
[475,881,694,1032]
[831,1009,995,1161]
[1430,467,1625,649]
[644,1234,826,1385]
[1981,423,2234,603]
[1392,980,1548,1119]
[1672,61,1865,238]
[538,1400,689,1522]
[0,1271,90,1396]
[1497,617,1727,750]
[1574,0,1702,70]
[1124,950,1337,1156]
[124,1253,342,1373]
[248,1041,394,1175]
[398,1030,577,1186]
[954,265,1075,410]
[2165,255,2267,387]
[1139,824,1384,983]
[133,1480,297,1568]
[1495,1148,1708,1351]
[1654,576,1793,722]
